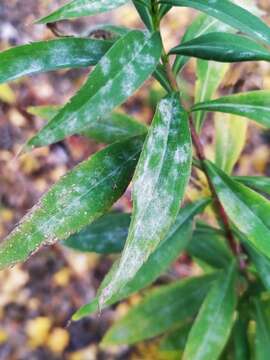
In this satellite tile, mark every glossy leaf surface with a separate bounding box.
[192,91,270,128]
[98,93,192,308]
[102,274,217,345]
[170,32,270,62]
[173,14,231,74]
[215,113,247,174]
[64,213,130,254]
[205,161,270,259]
[27,106,147,144]
[0,38,112,84]
[161,0,270,46]
[27,30,162,149]
[38,0,129,24]
[73,199,209,320]
[0,137,143,269]
[233,176,270,195]
[183,262,237,360]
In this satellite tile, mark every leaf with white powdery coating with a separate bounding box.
[183,261,237,360]
[204,160,270,260]
[102,274,218,345]
[37,0,129,24]
[0,136,144,269]
[98,92,192,309]
[27,106,147,144]
[160,0,270,46]
[73,198,209,320]
[0,38,112,84]
[26,30,162,149]
[233,176,270,195]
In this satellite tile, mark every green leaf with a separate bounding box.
[187,223,233,269]
[0,38,112,84]
[233,176,270,195]
[173,14,231,75]
[159,4,172,19]
[27,30,162,149]
[254,298,270,360]
[204,160,270,259]
[72,197,210,321]
[160,0,270,46]
[170,32,270,62]
[154,64,173,93]
[38,0,129,24]
[192,91,270,128]
[63,212,130,254]
[0,136,144,269]
[102,274,218,345]
[183,261,237,360]
[231,314,250,360]
[132,0,154,30]
[194,60,229,132]
[215,113,247,174]
[98,93,192,309]
[27,106,147,144]
[160,323,191,353]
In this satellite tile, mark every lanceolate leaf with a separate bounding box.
[38,0,129,24]
[64,212,131,254]
[102,274,217,345]
[73,199,209,320]
[183,261,237,360]
[254,298,270,360]
[132,0,154,30]
[0,38,112,84]
[233,176,270,196]
[0,137,144,269]
[26,30,162,149]
[215,113,247,174]
[98,93,192,309]
[159,323,191,354]
[187,223,233,269]
[204,161,270,259]
[194,60,229,132]
[170,32,270,62]
[173,14,231,75]
[160,0,270,46]
[192,91,270,128]
[27,106,147,144]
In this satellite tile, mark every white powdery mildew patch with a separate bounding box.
[121,63,138,96]
[68,0,127,14]
[100,56,111,76]
[174,143,190,165]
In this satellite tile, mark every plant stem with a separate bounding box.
[161,49,246,270]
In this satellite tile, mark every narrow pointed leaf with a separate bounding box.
[73,198,210,321]
[0,38,112,84]
[173,14,231,75]
[0,137,144,269]
[98,93,192,308]
[187,223,233,269]
[64,212,130,254]
[231,313,250,360]
[170,32,270,62]
[233,176,270,195]
[102,274,218,345]
[160,0,270,46]
[27,106,147,144]
[194,60,229,132]
[132,0,154,30]
[204,160,270,259]
[254,298,270,360]
[183,261,237,360]
[38,0,129,24]
[215,113,247,174]
[26,30,162,149]
[192,91,270,128]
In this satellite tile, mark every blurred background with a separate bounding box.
[0,1,270,359]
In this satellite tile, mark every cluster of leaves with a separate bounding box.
[1,0,270,358]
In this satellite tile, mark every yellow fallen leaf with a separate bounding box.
[0,84,16,104]
[26,317,52,348]
[53,268,71,287]
[0,329,8,344]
